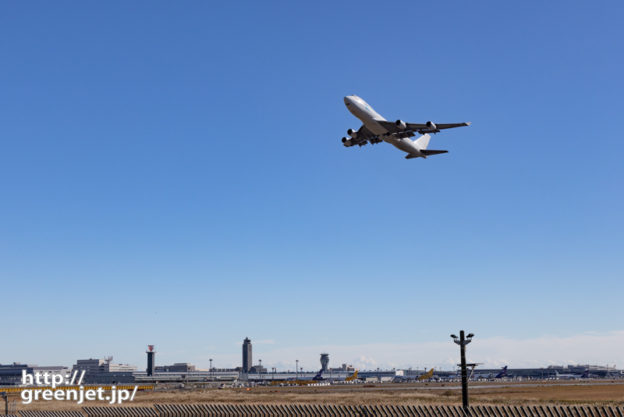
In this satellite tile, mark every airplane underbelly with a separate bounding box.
[367,121,388,136]
[386,137,418,154]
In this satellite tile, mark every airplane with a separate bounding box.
[554,371,580,380]
[345,370,359,382]
[269,369,325,386]
[580,370,594,379]
[341,95,470,159]
[311,369,324,381]
[418,368,435,381]
[469,366,508,380]
[495,366,509,379]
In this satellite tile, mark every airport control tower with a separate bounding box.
[146,345,155,376]
[242,338,252,373]
[320,353,329,372]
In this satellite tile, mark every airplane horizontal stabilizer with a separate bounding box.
[421,150,448,156]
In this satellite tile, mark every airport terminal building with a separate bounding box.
[72,357,136,384]
[1,339,621,386]
[0,363,69,386]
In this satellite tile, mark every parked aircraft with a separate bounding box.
[269,369,325,386]
[555,371,580,380]
[418,368,435,381]
[345,370,359,382]
[495,366,509,378]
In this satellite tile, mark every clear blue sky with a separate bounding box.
[1,1,623,370]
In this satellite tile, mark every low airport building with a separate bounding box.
[72,357,136,384]
[133,369,239,383]
[155,363,196,372]
[0,363,69,386]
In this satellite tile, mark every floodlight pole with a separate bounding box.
[452,330,474,413]
[459,331,469,411]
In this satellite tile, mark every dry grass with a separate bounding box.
[11,380,624,411]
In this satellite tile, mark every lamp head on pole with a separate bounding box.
[451,331,475,346]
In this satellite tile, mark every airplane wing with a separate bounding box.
[349,124,383,146]
[377,120,471,134]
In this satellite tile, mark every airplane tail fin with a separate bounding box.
[345,370,358,381]
[418,368,434,381]
[412,134,431,150]
[405,134,447,159]
[495,366,508,378]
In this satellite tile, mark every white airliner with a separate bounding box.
[342,95,470,159]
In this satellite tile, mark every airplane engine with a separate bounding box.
[426,121,437,131]
[347,128,358,138]
[342,137,353,147]
[395,119,407,130]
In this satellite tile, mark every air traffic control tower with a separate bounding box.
[320,353,329,372]
[242,338,252,373]
[146,345,155,376]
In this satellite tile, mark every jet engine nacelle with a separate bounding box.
[426,121,437,131]
[347,128,358,139]
[342,137,353,147]
[395,120,407,130]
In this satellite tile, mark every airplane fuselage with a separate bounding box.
[344,95,424,156]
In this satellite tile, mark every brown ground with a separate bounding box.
[11,380,624,411]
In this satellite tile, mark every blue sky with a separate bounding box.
[1,1,623,371]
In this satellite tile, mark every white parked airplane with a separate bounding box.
[342,95,471,159]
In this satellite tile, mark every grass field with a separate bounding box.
[10,380,624,411]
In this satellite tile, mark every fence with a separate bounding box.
[7,405,624,417]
